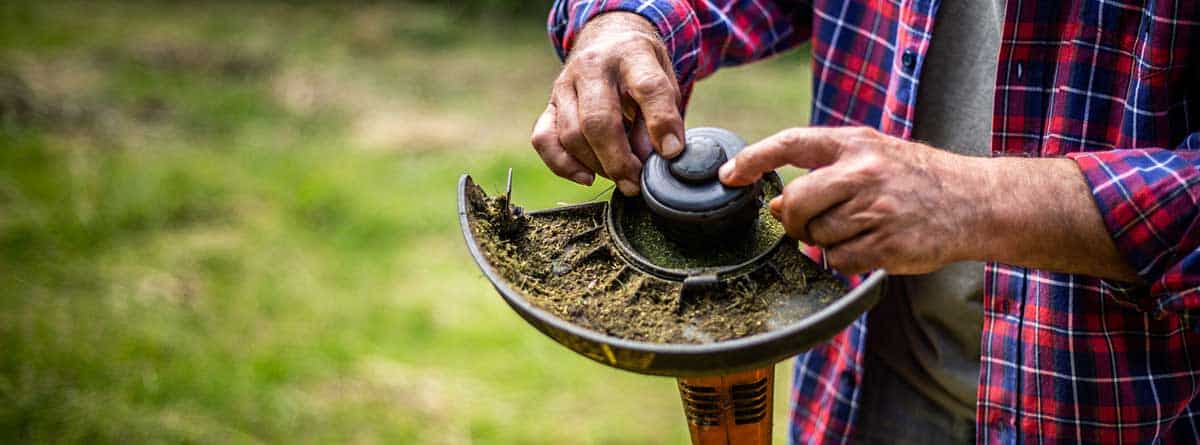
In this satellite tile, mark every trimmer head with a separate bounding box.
[457,173,884,376]
[641,127,764,247]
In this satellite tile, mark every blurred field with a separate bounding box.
[0,1,812,443]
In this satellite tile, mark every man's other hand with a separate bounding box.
[530,12,685,196]
[719,127,981,276]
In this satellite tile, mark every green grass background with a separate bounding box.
[0,1,812,443]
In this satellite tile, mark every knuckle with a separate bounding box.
[552,74,572,91]
[530,136,548,152]
[530,128,554,149]
[629,73,671,96]
[784,223,806,242]
[554,104,576,123]
[642,109,679,132]
[617,157,642,177]
[571,47,606,67]
[836,126,876,143]
[580,113,616,136]
[830,127,868,150]
[778,197,802,233]
[781,191,809,219]
[841,127,882,153]
[741,145,771,168]
[850,153,886,179]
[620,165,641,181]
[869,195,899,215]
[828,135,852,154]
[780,189,802,215]
[780,127,806,146]
[850,211,879,228]
[560,125,586,146]
[787,223,812,244]
[556,112,579,131]
[604,165,636,183]
[734,148,758,168]
[848,126,876,138]
[808,219,830,243]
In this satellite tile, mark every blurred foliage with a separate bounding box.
[416,0,556,21]
[0,0,811,443]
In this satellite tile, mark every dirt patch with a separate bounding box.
[466,182,845,344]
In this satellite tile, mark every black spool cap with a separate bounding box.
[642,127,763,246]
[669,136,727,183]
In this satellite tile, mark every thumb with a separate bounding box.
[719,127,843,186]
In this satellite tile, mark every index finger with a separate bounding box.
[718,127,844,187]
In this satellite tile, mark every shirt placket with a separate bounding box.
[881,0,938,139]
[979,264,1023,443]
[981,2,1052,442]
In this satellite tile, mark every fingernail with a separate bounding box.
[617,179,640,196]
[572,171,595,186]
[769,196,782,213]
[719,158,736,181]
[661,133,683,158]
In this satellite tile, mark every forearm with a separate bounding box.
[962,156,1141,282]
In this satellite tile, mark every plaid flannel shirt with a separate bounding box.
[547,1,1200,443]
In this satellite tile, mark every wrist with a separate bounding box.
[954,156,1141,281]
[575,11,662,52]
[960,157,1081,264]
[934,151,1006,264]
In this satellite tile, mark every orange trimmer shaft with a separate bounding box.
[677,366,774,445]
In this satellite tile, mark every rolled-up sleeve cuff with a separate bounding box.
[1068,149,1200,315]
[548,0,701,91]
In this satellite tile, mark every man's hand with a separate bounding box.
[719,127,979,275]
[719,126,1141,281]
[530,12,686,196]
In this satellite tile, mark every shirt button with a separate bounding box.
[901,48,917,71]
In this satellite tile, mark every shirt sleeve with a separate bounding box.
[1067,132,1200,318]
[547,0,810,100]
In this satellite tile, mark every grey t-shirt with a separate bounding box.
[865,0,1004,420]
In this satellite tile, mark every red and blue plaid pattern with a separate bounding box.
[548,1,1200,443]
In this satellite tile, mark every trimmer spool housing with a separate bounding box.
[458,127,886,445]
[641,127,764,248]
